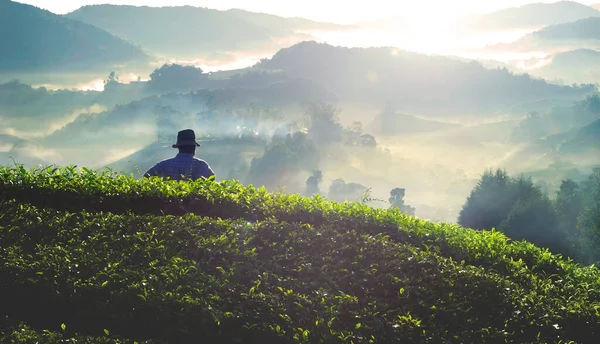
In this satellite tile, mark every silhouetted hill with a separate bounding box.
[225,8,347,32]
[0,0,148,72]
[0,80,105,134]
[550,48,600,65]
[492,17,600,52]
[65,5,347,58]
[255,41,597,116]
[466,1,600,29]
[509,95,600,144]
[558,118,600,154]
[533,17,600,40]
[512,118,600,167]
[0,134,51,167]
[502,96,600,170]
[527,49,600,84]
[0,134,26,149]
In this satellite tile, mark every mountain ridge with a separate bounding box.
[65,4,350,58]
[0,0,149,72]
[465,1,600,29]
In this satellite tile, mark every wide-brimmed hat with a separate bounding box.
[172,129,201,148]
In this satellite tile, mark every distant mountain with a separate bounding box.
[0,80,104,134]
[466,1,600,29]
[490,17,600,52]
[532,17,600,40]
[511,117,600,168]
[523,49,600,84]
[0,1,148,72]
[255,41,597,116]
[557,118,600,154]
[0,134,51,168]
[509,95,600,144]
[224,9,347,32]
[0,134,27,150]
[65,5,347,58]
[549,48,600,66]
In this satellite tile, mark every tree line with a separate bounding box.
[459,167,600,265]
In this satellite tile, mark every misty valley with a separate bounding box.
[2,0,600,343]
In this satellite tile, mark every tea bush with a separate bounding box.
[1,165,599,343]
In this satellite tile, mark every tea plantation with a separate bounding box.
[1,165,599,343]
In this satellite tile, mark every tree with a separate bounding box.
[555,179,583,251]
[148,63,207,92]
[303,101,343,145]
[459,168,572,257]
[498,191,566,256]
[358,134,377,148]
[246,132,319,189]
[343,121,363,145]
[306,170,323,196]
[576,168,600,263]
[584,94,600,114]
[103,71,119,91]
[328,179,368,203]
[389,188,416,216]
[458,169,515,230]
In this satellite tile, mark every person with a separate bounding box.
[144,129,214,181]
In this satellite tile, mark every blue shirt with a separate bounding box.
[144,153,214,181]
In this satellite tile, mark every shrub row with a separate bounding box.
[1,165,598,284]
[0,322,152,344]
[1,199,599,343]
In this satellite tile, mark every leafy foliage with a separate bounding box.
[148,64,208,92]
[459,167,600,266]
[246,132,319,189]
[1,165,600,342]
[576,168,600,263]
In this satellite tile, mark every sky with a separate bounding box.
[15,0,600,24]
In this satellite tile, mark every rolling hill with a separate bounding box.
[465,0,600,29]
[0,0,148,72]
[255,41,597,117]
[509,95,600,144]
[524,49,600,85]
[490,17,600,52]
[65,4,348,58]
[0,134,52,167]
[503,118,600,171]
[532,17,600,40]
[0,165,599,342]
[557,118,600,154]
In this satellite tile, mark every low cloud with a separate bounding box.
[0,104,108,139]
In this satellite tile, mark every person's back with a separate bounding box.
[144,129,214,181]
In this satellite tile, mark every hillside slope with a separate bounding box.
[557,118,600,154]
[0,165,599,343]
[532,17,600,40]
[65,5,347,58]
[256,41,597,116]
[0,1,148,72]
[525,49,600,85]
[492,17,600,52]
